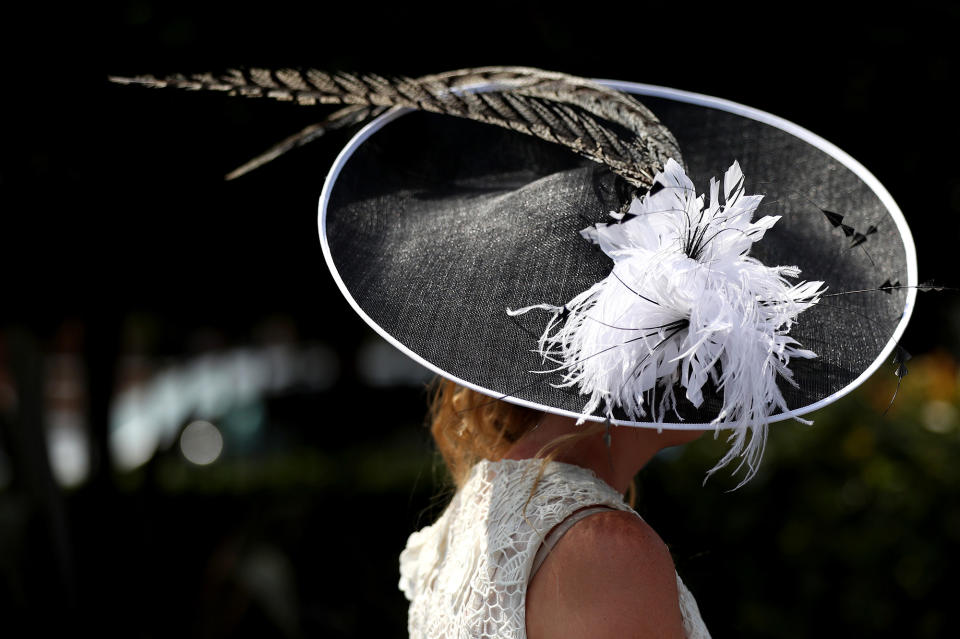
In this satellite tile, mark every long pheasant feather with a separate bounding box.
[110,66,682,188]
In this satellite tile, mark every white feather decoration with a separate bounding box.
[508,159,826,484]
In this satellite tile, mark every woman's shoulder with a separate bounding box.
[526,510,686,639]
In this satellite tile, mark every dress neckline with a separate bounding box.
[474,457,622,496]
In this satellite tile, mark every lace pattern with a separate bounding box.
[399,458,710,638]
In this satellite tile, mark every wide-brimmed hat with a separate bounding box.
[109,66,917,480]
[312,68,916,480]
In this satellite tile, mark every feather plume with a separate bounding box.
[109,66,681,188]
[509,160,826,486]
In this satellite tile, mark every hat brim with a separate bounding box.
[319,81,917,429]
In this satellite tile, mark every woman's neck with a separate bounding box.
[504,413,702,495]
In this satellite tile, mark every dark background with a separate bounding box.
[2,3,960,637]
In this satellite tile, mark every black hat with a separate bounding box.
[106,67,919,481]
[312,68,916,481]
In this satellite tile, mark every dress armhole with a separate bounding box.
[529,505,619,582]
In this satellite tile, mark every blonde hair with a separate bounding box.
[429,378,541,487]
[428,379,635,506]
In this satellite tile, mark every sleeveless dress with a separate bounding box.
[399,458,710,638]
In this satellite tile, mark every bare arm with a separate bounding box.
[526,510,686,639]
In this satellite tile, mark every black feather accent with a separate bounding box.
[822,209,844,227]
[892,345,911,370]
[883,345,912,416]
[920,280,948,292]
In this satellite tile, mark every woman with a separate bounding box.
[114,66,917,637]
[400,380,709,638]
[309,69,912,639]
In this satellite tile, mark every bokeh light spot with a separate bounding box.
[180,420,223,465]
[922,400,957,434]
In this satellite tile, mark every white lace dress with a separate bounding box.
[399,458,710,638]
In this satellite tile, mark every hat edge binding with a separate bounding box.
[318,80,918,430]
